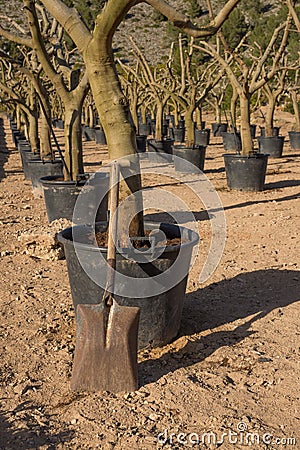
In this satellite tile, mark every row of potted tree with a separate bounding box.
[2,0,300,391]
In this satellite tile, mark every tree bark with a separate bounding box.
[239,94,252,155]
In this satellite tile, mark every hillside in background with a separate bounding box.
[0,0,284,65]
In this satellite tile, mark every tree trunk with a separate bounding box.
[195,106,203,129]
[185,107,195,146]
[130,95,138,133]
[230,86,239,129]
[215,102,222,123]
[155,102,164,141]
[39,108,52,158]
[291,90,300,132]
[84,44,143,239]
[63,101,84,180]
[264,95,276,137]
[16,105,22,131]
[27,112,39,154]
[240,93,253,155]
[140,104,147,125]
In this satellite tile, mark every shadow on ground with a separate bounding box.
[0,118,10,182]
[0,402,74,449]
[139,269,299,385]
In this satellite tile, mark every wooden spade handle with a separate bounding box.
[106,161,120,297]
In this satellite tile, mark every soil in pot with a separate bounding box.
[223,153,269,191]
[288,131,300,151]
[257,136,284,158]
[172,145,206,173]
[57,221,199,349]
[40,173,109,223]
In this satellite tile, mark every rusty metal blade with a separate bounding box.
[71,301,140,392]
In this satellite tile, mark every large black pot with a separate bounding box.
[136,135,147,153]
[223,153,268,191]
[250,124,257,139]
[82,126,95,141]
[19,148,40,180]
[221,131,242,152]
[94,128,107,145]
[194,129,210,146]
[212,122,228,137]
[57,221,199,349]
[56,119,64,130]
[170,127,185,143]
[18,140,30,151]
[12,130,25,147]
[257,136,284,158]
[40,173,109,223]
[27,159,63,198]
[172,145,206,173]
[288,131,300,151]
[260,126,280,137]
[138,123,151,136]
[147,138,174,155]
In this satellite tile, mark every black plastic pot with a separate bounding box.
[212,122,228,137]
[27,159,63,198]
[223,153,268,191]
[20,149,40,180]
[40,173,109,223]
[18,141,31,152]
[250,124,257,139]
[138,123,151,136]
[194,129,210,146]
[136,135,147,153]
[162,122,169,137]
[83,126,95,141]
[260,126,280,137]
[57,221,199,349]
[56,119,64,130]
[178,119,185,129]
[221,131,242,152]
[257,136,284,158]
[147,138,174,155]
[149,119,156,135]
[12,130,25,147]
[170,127,185,143]
[288,131,300,150]
[165,114,175,127]
[94,128,107,145]
[172,145,206,173]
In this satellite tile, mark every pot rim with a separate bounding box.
[40,172,109,187]
[257,135,284,141]
[57,221,199,255]
[28,158,62,165]
[223,152,269,159]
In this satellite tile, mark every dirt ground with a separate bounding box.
[0,111,299,450]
